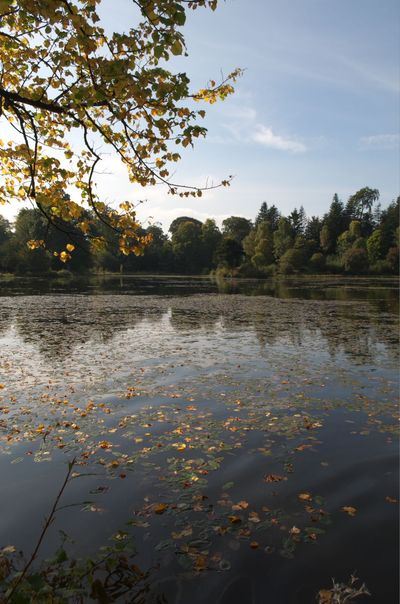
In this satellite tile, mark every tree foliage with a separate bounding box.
[0,0,240,260]
[1,187,398,276]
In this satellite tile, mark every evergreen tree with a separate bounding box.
[255,202,280,230]
[289,206,307,237]
[324,194,346,251]
[255,202,269,227]
[305,216,322,242]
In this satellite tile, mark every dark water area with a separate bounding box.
[0,276,398,603]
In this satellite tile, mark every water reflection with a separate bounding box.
[0,280,397,396]
[0,277,398,604]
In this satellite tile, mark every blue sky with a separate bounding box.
[99,0,400,228]
[1,0,399,229]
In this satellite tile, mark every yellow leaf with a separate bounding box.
[341,506,357,516]
[59,251,71,263]
[153,503,168,515]
[298,493,313,501]
[232,500,249,511]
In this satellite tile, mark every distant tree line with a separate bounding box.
[0,187,398,276]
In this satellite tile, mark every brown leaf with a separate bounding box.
[318,589,333,603]
[264,474,287,483]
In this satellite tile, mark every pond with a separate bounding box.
[0,275,398,603]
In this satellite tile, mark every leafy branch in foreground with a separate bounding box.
[1,458,76,602]
[0,0,241,259]
[0,457,163,603]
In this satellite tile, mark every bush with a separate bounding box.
[369,260,392,275]
[325,255,344,274]
[343,247,368,274]
[308,252,326,272]
[279,247,305,274]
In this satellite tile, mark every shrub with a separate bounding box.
[343,247,368,274]
[369,260,392,275]
[308,252,326,272]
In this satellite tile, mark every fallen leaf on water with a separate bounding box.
[342,506,357,516]
[172,526,192,539]
[193,554,207,571]
[289,526,301,535]
[294,444,312,452]
[250,541,259,549]
[153,503,168,515]
[99,441,112,449]
[0,546,16,554]
[248,511,261,523]
[228,515,241,524]
[385,496,398,504]
[298,492,312,501]
[232,500,249,510]
[264,474,287,483]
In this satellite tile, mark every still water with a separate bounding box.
[0,276,398,603]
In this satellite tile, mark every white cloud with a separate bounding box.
[360,134,400,150]
[252,125,307,153]
[217,103,308,153]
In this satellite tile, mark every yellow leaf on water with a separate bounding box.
[99,441,112,449]
[172,442,186,451]
[342,506,357,516]
[298,493,313,501]
[153,503,168,515]
[232,500,249,510]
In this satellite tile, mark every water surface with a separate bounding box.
[0,276,398,603]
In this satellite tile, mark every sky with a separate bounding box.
[1,0,399,230]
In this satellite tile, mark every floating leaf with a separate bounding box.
[341,506,357,516]
[153,503,168,515]
[264,474,287,483]
[298,492,312,501]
